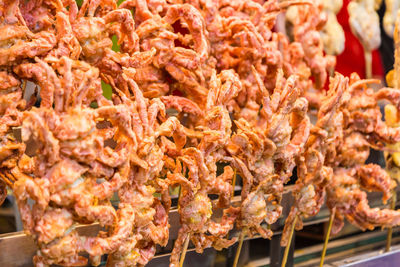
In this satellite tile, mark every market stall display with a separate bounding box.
[1,0,400,267]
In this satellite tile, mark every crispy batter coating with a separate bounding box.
[2,1,400,266]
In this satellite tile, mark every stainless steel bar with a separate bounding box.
[0,224,100,267]
[247,227,400,267]
[331,244,400,267]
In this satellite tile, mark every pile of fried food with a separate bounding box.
[1,0,400,266]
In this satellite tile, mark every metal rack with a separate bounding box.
[330,243,400,267]
[0,186,397,267]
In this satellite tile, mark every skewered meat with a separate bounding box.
[286,0,334,89]
[167,70,241,266]
[5,0,400,266]
[348,0,381,78]
[282,73,348,246]
[105,72,186,267]
[383,0,400,37]
[2,0,322,265]
[0,1,50,206]
[347,74,400,144]
[348,0,381,52]
[284,72,400,245]
[320,0,345,55]
[327,166,398,235]
[324,73,400,235]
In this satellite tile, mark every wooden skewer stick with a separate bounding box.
[179,234,190,267]
[281,215,297,267]
[329,67,335,78]
[364,50,372,79]
[386,191,397,252]
[230,168,246,267]
[19,79,27,102]
[226,169,238,240]
[319,208,335,267]
[22,79,27,93]
[177,184,190,267]
[180,167,238,266]
[233,230,245,267]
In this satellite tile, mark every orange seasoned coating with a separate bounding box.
[3,1,400,267]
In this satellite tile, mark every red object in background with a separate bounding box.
[335,0,384,78]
